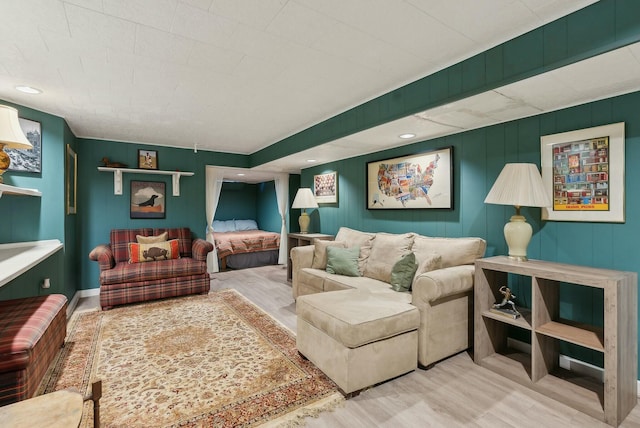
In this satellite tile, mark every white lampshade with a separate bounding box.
[485,163,551,261]
[292,188,319,209]
[0,105,32,149]
[485,163,550,208]
[292,188,318,234]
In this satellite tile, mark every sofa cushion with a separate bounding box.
[153,228,193,258]
[296,289,419,348]
[390,252,418,292]
[363,232,414,283]
[136,231,168,244]
[412,235,486,268]
[334,227,375,274]
[128,240,180,263]
[311,240,345,269]
[326,246,360,277]
[412,253,442,289]
[100,258,206,285]
[111,228,153,263]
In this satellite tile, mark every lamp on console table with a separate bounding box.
[292,188,318,234]
[484,163,551,261]
[0,105,32,184]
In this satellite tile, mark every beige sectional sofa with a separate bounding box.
[291,227,486,369]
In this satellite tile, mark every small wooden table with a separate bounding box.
[0,390,83,428]
[287,233,334,281]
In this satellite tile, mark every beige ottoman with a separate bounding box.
[296,289,420,395]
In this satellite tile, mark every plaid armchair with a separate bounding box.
[89,227,213,310]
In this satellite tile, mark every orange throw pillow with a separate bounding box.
[128,239,180,263]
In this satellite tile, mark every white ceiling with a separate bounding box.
[3,0,634,181]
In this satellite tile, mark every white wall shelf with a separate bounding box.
[0,183,42,198]
[97,167,194,196]
[0,240,63,287]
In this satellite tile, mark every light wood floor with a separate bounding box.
[76,265,640,427]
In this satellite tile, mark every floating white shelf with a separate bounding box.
[0,240,63,287]
[0,183,42,198]
[97,167,194,196]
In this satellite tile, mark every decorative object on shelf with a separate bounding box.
[541,122,624,223]
[101,157,128,168]
[66,144,77,215]
[291,188,318,234]
[130,180,165,219]
[366,146,453,210]
[0,105,33,183]
[484,163,550,261]
[313,171,337,204]
[491,286,521,319]
[138,149,158,170]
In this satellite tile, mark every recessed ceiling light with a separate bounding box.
[237,173,245,176]
[399,133,416,139]
[15,85,42,94]
[306,159,317,163]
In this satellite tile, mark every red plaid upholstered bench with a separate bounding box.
[0,294,67,406]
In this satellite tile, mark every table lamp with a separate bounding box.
[292,188,318,234]
[0,105,32,184]
[484,163,551,261]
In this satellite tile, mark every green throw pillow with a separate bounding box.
[390,252,418,292]
[326,246,361,277]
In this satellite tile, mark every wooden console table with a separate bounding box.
[474,256,637,426]
[287,233,333,281]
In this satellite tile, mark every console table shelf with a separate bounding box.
[474,256,637,427]
[98,167,194,196]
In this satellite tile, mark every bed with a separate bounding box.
[213,220,281,270]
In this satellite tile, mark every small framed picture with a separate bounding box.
[138,149,158,170]
[7,118,42,173]
[313,171,338,204]
[130,180,165,219]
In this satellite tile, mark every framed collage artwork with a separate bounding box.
[366,146,453,210]
[541,122,624,223]
[313,171,337,204]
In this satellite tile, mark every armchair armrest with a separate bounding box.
[411,264,475,305]
[89,244,115,271]
[192,238,214,262]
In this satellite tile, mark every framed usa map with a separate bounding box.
[366,147,453,210]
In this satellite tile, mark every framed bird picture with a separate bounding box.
[130,180,166,219]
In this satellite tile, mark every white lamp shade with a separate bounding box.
[0,105,32,149]
[292,188,319,209]
[484,163,550,208]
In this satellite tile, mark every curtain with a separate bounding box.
[205,166,225,272]
[274,173,289,265]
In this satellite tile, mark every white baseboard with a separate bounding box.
[507,338,640,398]
[66,288,100,318]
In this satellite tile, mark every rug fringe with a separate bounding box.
[257,392,345,427]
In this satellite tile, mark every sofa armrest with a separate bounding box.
[291,245,314,269]
[192,238,214,262]
[412,264,475,305]
[89,244,115,271]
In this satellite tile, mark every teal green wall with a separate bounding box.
[77,139,248,290]
[0,102,74,301]
[256,181,280,233]
[301,89,640,370]
[215,182,258,221]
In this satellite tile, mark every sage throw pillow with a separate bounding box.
[326,246,361,277]
[128,239,180,263]
[390,252,418,292]
[311,240,346,269]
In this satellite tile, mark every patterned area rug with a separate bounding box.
[38,290,343,427]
